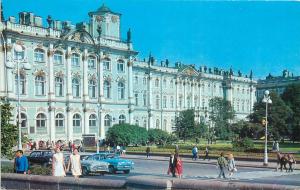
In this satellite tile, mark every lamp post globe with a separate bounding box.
[14,44,23,53]
[264,90,270,96]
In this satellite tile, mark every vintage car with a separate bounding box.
[81,154,110,176]
[95,153,134,174]
[27,150,53,167]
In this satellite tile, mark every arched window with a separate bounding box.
[170,80,174,88]
[54,51,63,64]
[179,96,183,108]
[117,60,125,72]
[34,49,45,62]
[155,79,159,87]
[156,95,160,109]
[170,96,174,108]
[14,48,25,60]
[143,77,147,85]
[71,53,80,67]
[73,114,81,133]
[72,78,80,97]
[135,93,139,106]
[194,96,198,108]
[104,80,111,99]
[163,96,167,108]
[55,113,64,128]
[104,114,111,127]
[36,113,46,128]
[143,120,147,128]
[156,119,160,129]
[103,59,111,71]
[88,80,96,98]
[163,119,167,131]
[15,74,26,95]
[35,76,45,96]
[163,79,167,87]
[118,82,125,100]
[89,114,97,129]
[119,115,126,124]
[55,77,63,96]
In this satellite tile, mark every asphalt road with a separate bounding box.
[79,157,300,186]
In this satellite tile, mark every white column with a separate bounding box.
[98,56,104,101]
[226,82,233,103]
[84,111,89,134]
[66,47,72,100]
[128,59,134,124]
[0,45,5,95]
[83,49,88,100]
[191,79,194,108]
[183,80,186,108]
[67,107,73,142]
[99,109,105,139]
[6,47,14,96]
[175,78,179,112]
[48,44,54,99]
[49,104,55,142]
[250,84,255,112]
[199,80,202,111]
[148,73,153,130]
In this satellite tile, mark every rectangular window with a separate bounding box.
[54,54,63,64]
[71,56,80,67]
[117,63,124,72]
[103,61,110,71]
[34,52,44,62]
[88,59,96,69]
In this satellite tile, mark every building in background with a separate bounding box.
[0,4,256,143]
[256,70,300,100]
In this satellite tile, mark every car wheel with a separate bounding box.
[82,167,89,176]
[123,170,130,174]
[109,166,116,174]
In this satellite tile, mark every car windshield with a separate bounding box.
[105,154,115,159]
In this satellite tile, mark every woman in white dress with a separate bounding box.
[52,147,66,177]
[67,148,82,178]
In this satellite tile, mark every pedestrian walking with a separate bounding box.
[227,153,237,179]
[175,156,183,178]
[167,153,177,177]
[217,152,227,179]
[203,146,210,161]
[14,150,28,174]
[52,147,66,177]
[67,148,82,178]
[192,145,198,160]
[276,152,282,171]
[287,154,296,172]
[146,146,151,158]
[275,141,280,152]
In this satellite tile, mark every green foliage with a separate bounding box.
[106,124,148,145]
[1,164,15,173]
[231,120,261,139]
[148,129,170,145]
[249,92,292,140]
[174,109,196,141]
[281,83,300,141]
[232,137,254,152]
[1,101,18,159]
[209,97,235,140]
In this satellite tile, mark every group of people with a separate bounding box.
[276,152,296,172]
[192,145,210,161]
[13,147,82,178]
[217,152,237,179]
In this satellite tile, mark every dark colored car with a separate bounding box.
[27,150,53,167]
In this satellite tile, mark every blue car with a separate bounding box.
[92,153,134,174]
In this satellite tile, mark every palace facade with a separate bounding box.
[0,4,256,142]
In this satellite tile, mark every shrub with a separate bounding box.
[29,165,51,175]
[1,164,14,173]
[232,138,254,152]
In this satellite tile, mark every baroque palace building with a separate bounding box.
[0,4,256,142]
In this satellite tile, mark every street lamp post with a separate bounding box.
[262,90,272,166]
[14,44,23,150]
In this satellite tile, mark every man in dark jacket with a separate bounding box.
[168,154,177,177]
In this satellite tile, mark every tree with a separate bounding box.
[174,109,195,142]
[249,92,292,141]
[209,97,235,140]
[1,101,18,159]
[281,83,300,142]
[231,120,261,140]
[106,124,148,146]
[148,129,170,145]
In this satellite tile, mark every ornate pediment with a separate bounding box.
[61,29,95,45]
[181,67,198,76]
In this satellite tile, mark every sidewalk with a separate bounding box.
[122,154,287,170]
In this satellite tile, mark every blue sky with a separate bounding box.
[3,0,300,79]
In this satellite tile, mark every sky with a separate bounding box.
[3,0,300,79]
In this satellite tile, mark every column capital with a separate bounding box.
[65,52,72,59]
[47,49,54,57]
